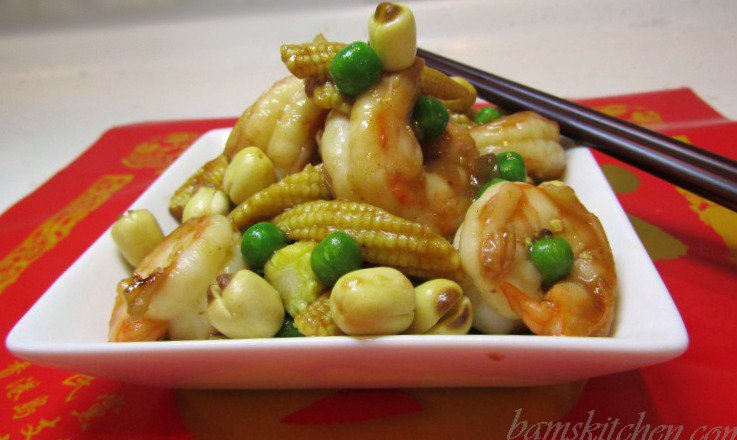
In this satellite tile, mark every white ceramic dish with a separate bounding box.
[6,128,688,389]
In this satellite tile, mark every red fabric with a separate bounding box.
[564,91,737,432]
[1,89,735,438]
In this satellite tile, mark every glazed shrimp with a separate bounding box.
[470,112,566,182]
[108,295,167,342]
[456,274,524,335]
[456,181,616,336]
[320,59,478,237]
[319,110,358,200]
[224,76,328,178]
[109,215,244,342]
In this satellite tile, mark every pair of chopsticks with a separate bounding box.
[418,48,737,212]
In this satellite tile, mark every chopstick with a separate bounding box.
[417,48,737,212]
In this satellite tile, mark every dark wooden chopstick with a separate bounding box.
[418,48,737,211]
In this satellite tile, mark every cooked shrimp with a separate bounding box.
[470,111,566,182]
[319,110,357,200]
[320,59,478,237]
[458,275,524,335]
[456,181,616,336]
[109,215,244,342]
[108,295,167,342]
[452,231,524,334]
[224,76,328,178]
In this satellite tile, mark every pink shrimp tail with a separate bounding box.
[109,296,167,342]
[500,281,562,336]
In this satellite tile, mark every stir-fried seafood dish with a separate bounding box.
[108,2,616,342]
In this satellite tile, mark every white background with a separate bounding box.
[1,0,736,214]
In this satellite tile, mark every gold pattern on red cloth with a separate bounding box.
[62,374,94,403]
[0,174,133,295]
[5,377,40,402]
[12,395,48,419]
[70,394,126,431]
[594,103,663,126]
[121,132,199,174]
[19,417,60,439]
[677,188,737,267]
[0,360,31,379]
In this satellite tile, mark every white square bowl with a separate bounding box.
[6,128,688,389]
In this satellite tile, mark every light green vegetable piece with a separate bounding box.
[264,241,325,317]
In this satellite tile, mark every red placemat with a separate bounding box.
[1,88,735,439]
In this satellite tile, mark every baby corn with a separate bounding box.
[169,154,228,220]
[305,78,353,114]
[420,68,476,113]
[279,39,474,113]
[294,294,342,336]
[228,164,331,230]
[280,42,347,81]
[273,200,460,279]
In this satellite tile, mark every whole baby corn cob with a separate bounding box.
[304,78,353,114]
[169,154,228,220]
[228,164,332,230]
[294,294,342,336]
[280,41,347,81]
[273,200,461,279]
[420,67,477,113]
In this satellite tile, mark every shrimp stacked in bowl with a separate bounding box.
[108,2,616,342]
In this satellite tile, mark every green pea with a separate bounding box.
[329,41,383,97]
[275,316,304,338]
[529,236,574,285]
[310,232,363,286]
[496,151,527,182]
[475,106,502,125]
[240,222,287,269]
[476,178,507,199]
[412,96,449,140]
